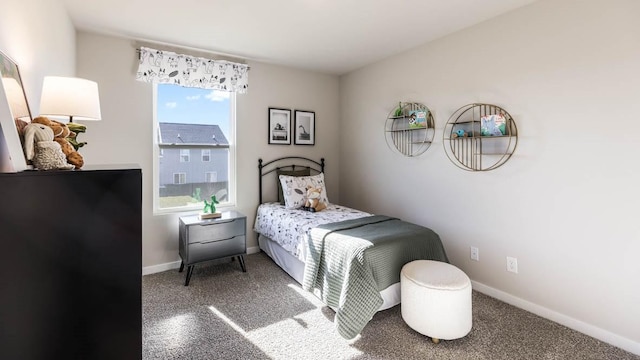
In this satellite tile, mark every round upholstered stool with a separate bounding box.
[401,260,472,343]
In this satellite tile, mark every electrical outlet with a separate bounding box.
[470,246,479,261]
[506,256,518,273]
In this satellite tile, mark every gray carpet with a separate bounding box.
[143,253,638,360]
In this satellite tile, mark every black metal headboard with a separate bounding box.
[258,157,325,204]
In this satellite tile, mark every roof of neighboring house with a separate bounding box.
[158,122,228,146]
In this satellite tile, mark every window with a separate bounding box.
[201,149,211,162]
[205,171,217,183]
[180,149,190,162]
[173,173,186,184]
[154,84,236,212]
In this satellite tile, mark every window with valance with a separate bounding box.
[136,46,249,93]
[138,46,245,213]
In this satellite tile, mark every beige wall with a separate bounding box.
[0,0,75,170]
[4,0,639,355]
[339,0,640,354]
[75,32,341,271]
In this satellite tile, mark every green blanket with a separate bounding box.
[302,215,449,339]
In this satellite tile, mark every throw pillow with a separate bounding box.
[279,173,330,209]
[276,168,311,204]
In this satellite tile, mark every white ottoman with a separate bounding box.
[401,260,472,343]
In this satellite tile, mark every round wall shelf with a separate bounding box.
[385,102,435,157]
[443,103,518,171]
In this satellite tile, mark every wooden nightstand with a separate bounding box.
[178,211,247,286]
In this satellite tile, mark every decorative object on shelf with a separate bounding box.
[32,116,84,169]
[0,50,31,171]
[453,129,468,138]
[22,122,74,170]
[443,103,518,171]
[294,110,315,145]
[480,113,506,136]
[200,195,221,219]
[268,107,291,145]
[66,122,87,150]
[409,109,428,128]
[385,101,435,157]
[394,102,403,117]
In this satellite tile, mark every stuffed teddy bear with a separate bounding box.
[32,116,84,169]
[304,186,327,212]
[23,122,74,170]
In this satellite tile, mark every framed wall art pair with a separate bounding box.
[268,107,315,145]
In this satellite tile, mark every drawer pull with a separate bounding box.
[197,219,236,227]
[201,236,238,245]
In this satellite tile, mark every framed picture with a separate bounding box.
[0,50,31,171]
[268,107,291,145]
[294,110,315,145]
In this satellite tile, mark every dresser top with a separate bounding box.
[180,210,245,226]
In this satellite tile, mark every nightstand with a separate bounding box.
[178,211,247,286]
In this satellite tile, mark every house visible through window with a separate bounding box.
[154,84,235,212]
[173,172,186,184]
[202,149,211,162]
[205,171,217,183]
[179,149,190,162]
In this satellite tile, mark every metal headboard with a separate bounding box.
[258,156,325,204]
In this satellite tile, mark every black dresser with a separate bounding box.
[0,165,142,360]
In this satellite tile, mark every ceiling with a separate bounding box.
[61,0,537,75]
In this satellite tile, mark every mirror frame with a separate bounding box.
[0,50,31,171]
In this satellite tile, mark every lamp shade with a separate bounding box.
[39,76,101,121]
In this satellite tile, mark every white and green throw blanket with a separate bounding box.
[302,215,449,339]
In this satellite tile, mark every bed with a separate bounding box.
[254,157,449,339]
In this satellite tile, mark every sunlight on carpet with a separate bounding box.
[206,283,364,359]
[156,314,196,352]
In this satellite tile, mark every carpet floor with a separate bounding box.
[142,252,638,360]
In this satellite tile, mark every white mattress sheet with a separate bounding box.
[253,202,371,261]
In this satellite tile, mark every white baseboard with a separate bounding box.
[247,246,260,254]
[471,280,640,356]
[142,246,262,276]
[142,260,182,275]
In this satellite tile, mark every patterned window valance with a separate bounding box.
[136,47,249,93]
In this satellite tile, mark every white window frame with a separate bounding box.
[152,85,237,215]
[179,149,190,162]
[201,149,211,162]
[205,171,217,183]
[173,172,186,184]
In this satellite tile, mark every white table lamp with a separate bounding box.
[39,76,101,123]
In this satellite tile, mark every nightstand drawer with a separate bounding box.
[187,235,245,264]
[187,218,245,244]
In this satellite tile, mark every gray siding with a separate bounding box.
[159,147,228,186]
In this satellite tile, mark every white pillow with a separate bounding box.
[279,173,330,209]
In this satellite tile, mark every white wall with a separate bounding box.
[75,32,341,269]
[0,0,75,170]
[339,0,640,354]
[6,0,638,354]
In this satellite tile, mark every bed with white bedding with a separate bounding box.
[254,157,448,339]
[254,202,407,308]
